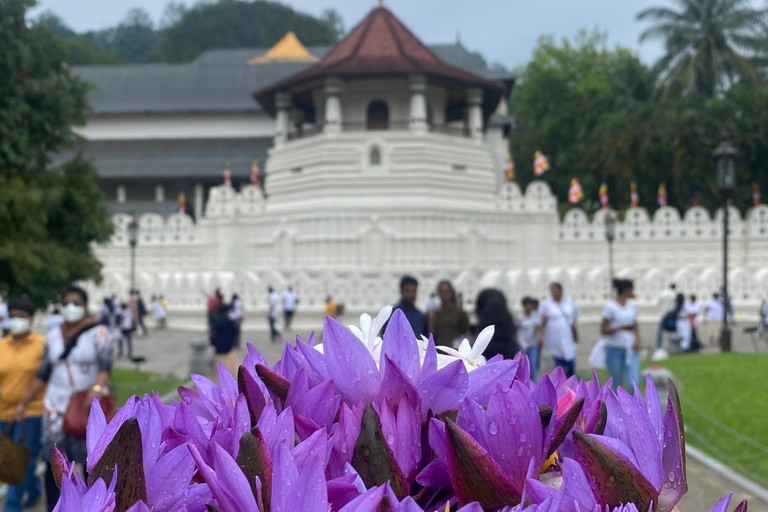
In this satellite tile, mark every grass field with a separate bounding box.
[582,353,768,487]
[111,368,190,404]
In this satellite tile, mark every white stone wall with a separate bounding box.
[88,180,768,332]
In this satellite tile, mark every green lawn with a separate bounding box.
[111,368,190,405]
[581,353,768,487]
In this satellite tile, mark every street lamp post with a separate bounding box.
[605,211,617,292]
[712,134,737,353]
[128,218,139,292]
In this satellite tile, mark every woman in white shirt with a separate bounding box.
[539,282,580,378]
[602,279,641,393]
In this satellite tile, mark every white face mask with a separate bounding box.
[8,317,30,335]
[62,303,85,323]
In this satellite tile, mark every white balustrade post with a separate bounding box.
[467,87,484,141]
[323,77,342,135]
[409,74,427,134]
[194,184,203,221]
[275,92,292,146]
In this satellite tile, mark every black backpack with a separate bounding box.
[661,310,677,332]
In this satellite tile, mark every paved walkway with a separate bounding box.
[10,320,766,511]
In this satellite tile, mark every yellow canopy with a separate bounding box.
[249,31,319,64]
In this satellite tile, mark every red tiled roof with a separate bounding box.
[254,5,506,117]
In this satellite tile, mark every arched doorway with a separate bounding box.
[367,101,389,130]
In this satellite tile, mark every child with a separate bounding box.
[518,297,543,382]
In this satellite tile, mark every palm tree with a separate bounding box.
[637,0,768,97]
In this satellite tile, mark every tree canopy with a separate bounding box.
[511,29,768,215]
[0,0,112,307]
[637,0,768,97]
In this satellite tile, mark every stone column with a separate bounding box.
[194,184,203,221]
[155,184,165,203]
[323,78,342,135]
[116,185,126,204]
[467,88,484,141]
[409,74,428,134]
[275,92,292,146]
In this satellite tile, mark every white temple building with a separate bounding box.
[87,5,768,330]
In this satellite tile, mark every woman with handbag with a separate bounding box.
[0,299,45,512]
[14,285,114,512]
[602,279,641,394]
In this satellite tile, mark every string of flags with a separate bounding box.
[754,182,761,207]
[533,151,550,176]
[505,155,515,182]
[598,181,609,209]
[251,160,262,187]
[630,180,639,208]
[223,161,232,187]
[568,178,584,204]
[177,192,186,214]
[657,183,668,207]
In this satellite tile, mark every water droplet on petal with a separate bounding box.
[518,433,527,443]
[488,421,499,435]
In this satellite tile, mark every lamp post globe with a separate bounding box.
[712,133,737,353]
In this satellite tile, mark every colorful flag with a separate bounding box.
[754,182,761,207]
[178,192,186,214]
[599,181,609,209]
[533,151,550,177]
[568,178,584,204]
[691,184,701,206]
[657,183,667,207]
[505,155,515,182]
[251,160,261,187]
[223,161,232,186]
[630,180,639,208]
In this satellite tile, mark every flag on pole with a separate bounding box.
[251,160,261,187]
[505,154,515,182]
[754,182,761,207]
[657,183,667,207]
[223,161,232,186]
[691,184,701,206]
[533,151,550,177]
[568,178,584,204]
[178,192,186,214]
[630,180,639,208]
[599,181,609,209]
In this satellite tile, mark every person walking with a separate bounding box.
[136,291,148,337]
[602,279,641,393]
[388,275,427,338]
[210,304,239,375]
[98,297,121,348]
[203,288,223,330]
[119,302,134,358]
[672,294,692,352]
[151,295,167,329]
[282,286,298,331]
[15,285,113,512]
[0,299,45,512]
[705,293,725,346]
[325,296,338,319]
[656,283,677,349]
[686,294,702,352]
[759,296,768,340]
[427,280,469,348]
[540,282,580,378]
[476,289,518,360]
[267,286,280,343]
[518,297,543,382]
[228,293,243,346]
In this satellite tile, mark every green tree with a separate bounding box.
[637,0,768,97]
[106,8,160,63]
[0,0,112,307]
[33,12,125,65]
[158,0,339,63]
[319,8,345,40]
[510,31,655,211]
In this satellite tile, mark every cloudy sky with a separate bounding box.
[32,0,673,69]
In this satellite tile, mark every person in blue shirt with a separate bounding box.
[387,275,427,338]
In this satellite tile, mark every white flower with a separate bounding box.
[435,325,494,371]
[314,306,393,368]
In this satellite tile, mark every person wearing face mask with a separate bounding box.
[15,285,113,512]
[0,298,45,512]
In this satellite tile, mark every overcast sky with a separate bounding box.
[32,0,675,69]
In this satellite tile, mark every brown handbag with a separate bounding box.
[0,422,32,485]
[62,360,117,438]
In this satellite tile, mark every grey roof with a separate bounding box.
[55,138,271,179]
[71,43,513,115]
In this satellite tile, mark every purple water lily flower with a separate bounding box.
[52,468,116,512]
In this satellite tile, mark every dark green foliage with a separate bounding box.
[157,0,339,62]
[0,0,112,307]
